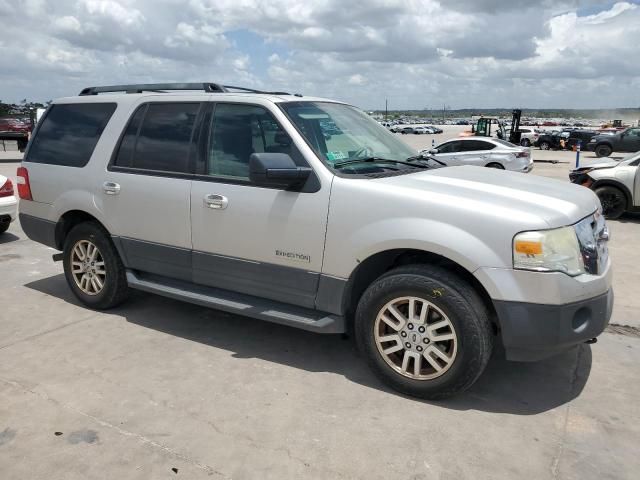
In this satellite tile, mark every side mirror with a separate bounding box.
[429,148,438,154]
[249,153,312,190]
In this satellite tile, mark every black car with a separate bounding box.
[536,130,597,150]
[586,127,640,157]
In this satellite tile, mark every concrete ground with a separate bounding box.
[1,134,639,479]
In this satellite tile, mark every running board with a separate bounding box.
[126,271,345,334]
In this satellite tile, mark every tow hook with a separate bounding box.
[585,338,597,344]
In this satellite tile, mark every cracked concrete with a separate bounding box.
[1,156,639,479]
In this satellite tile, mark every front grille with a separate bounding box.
[574,212,609,275]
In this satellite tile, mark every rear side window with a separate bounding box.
[437,141,461,153]
[114,103,200,173]
[460,140,495,151]
[26,103,116,167]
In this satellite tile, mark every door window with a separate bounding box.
[460,140,495,151]
[207,104,301,180]
[131,103,200,173]
[437,141,461,153]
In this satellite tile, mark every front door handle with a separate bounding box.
[103,182,121,195]
[204,194,228,210]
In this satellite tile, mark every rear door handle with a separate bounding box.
[204,194,228,210]
[103,182,120,195]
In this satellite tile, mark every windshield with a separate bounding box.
[279,102,418,174]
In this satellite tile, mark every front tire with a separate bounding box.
[520,138,531,147]
[595,144,612,157]
[63,222,129,309]
[595,186,626,219]
[355,265,493,399]
[539,141,550,150]
[486,162,504,169]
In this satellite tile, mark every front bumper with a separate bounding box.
[493,289,613,361]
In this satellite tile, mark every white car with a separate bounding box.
[517,127,540,147]
[0,175,17,234]
[423,137,533,172]
[412,126,431,135]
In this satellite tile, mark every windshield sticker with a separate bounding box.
[326,151,347,161]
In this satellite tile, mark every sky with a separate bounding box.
[1,0,639,109]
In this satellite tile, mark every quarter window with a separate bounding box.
[26,103,116,167]
[207,104,300,180]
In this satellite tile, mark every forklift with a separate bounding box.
[468,109,522,144]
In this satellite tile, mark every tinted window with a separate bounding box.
[437,141,461,153]
[26,103,116,167]
[208,104,300,179]
[461,140,494,151]
[113,106,146,168]
[131,103,200,173]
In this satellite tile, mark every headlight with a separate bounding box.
[513,227,584,276]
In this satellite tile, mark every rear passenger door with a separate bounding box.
[458,140,495,166]
[102,101,203,281]
[190,102,330,309]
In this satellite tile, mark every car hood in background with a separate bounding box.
[572,158,619,171]
[375,165,599,228]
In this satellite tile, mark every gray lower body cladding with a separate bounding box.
[19,213,57,248]
[493,289,613,361]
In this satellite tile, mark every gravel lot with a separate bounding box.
[1,130,639,479]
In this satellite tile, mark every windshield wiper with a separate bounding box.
[405,153,447,166]
[333,156,429,169]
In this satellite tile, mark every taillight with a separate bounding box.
[515,151,529,158]
[16,166,33,200]
[0,178,14,198]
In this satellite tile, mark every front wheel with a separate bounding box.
[486,162,504,169]
[520,138,531,147]
[63,222,129,309]
[595,186,626,219]
[355,265,493,399]
[595,144,613,157]
[539,141,550,150]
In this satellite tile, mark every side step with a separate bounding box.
[126,271,345,334]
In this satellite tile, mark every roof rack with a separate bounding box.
[78,83,301,96]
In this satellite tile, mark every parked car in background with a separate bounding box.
[0,175,17,234]
[412,126,430,135]
[400,126,415,134]
[516,127,540,147]
[422,137,533,172]
[536,130,598,150]
[570,151,640,218]
[587,127,640,157]
[429,126,443,134]
[0,117,32,152]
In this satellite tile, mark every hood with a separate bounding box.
[592,133,620,141]
[572,158,619,171]
[375,166,599,228]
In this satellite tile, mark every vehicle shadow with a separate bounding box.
[616,212,640,224]
[0,232,20,245]
[26,274,592,416]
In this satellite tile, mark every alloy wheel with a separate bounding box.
[374,296,458,380]
[70,239,106,295]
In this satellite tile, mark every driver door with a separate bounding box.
[190,102,331,308]
[433,140,463,166]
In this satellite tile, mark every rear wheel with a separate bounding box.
[595,186,626,219]
[63,222,129,309]
[486,162,504,169]
[355,265,493,399]
[595,144,612,158]
[539,141,550,150]
[520,138,531,147]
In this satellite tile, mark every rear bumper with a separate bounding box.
[494,289,613,361]
[19,213,57,249]
[0,196,17,221]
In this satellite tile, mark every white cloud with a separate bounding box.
[0,0,638,108]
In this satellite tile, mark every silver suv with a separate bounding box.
[18,83,613,399]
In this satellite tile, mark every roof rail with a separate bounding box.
[79,83,301,96]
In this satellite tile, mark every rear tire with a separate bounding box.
[595,144,612,158]
[63,222,129,309]
[355,265,493,399]
[595,186,626,219]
